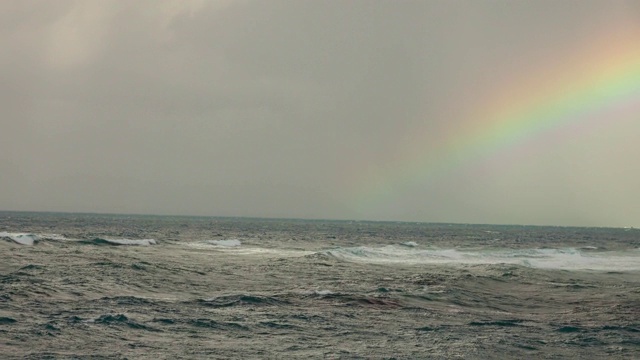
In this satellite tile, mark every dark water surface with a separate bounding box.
[1,212,639,359]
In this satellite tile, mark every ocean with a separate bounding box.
[1,212,639,359]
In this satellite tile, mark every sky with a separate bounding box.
[1,0,639,227]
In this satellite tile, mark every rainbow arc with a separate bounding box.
[350,30,640,212]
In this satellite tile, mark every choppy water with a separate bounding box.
[1,212,639,359]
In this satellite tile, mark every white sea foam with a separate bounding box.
[236,248,313,257]
[0,232,39,245]
[204,239,242,247]
[0,232,73,245]
[321,245,640,271]
[1,232,157,246]
[184,241,312,257]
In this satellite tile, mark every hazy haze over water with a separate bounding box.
[1,0,639,226]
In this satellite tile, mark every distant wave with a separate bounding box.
[320,245,640,271]
[400,241,419,247]
[183,241,315,258]
[0,232,157,246]
[83,238,157,246]
[183,239,242,250]
[199,294,288,307]
[0,232,39,245]
[0,232,70,246]
[204,239,242,247]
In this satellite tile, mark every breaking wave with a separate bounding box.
[183,239,242,250]
[1,232,156,246]
[83,238,157,246]
[321,245,640,271]
[0,232,39,245]
[0,232,70,245]
[204,239,242,247]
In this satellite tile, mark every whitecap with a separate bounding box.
[0,232,39,245]
[183,242,312,257]
[321,245,640,271]
[0,232,74,245]
[204,239,242,247]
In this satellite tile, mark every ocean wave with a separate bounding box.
[320,245,640,271]
[198,294,288,307]
[204,239,242,247]
[1,232,157,246]
[0,232,71,245]
[0,232,40,245]
[400,241,419,247]
[83,238,157,246]
[183,241,313,257]
[183,239,242,250]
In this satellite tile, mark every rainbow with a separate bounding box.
[350,30,640,214]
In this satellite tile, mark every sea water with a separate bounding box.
[1,212,638,359]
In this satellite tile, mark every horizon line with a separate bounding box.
[0,209,634,230]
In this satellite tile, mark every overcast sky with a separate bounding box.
[1,0,639,226]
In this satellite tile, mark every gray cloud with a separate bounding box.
[1,0,639,226]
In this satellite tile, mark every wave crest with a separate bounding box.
[204,239,242,247]
[84,238,157,246]
[0,232,72,245]
[321,245,640,271]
